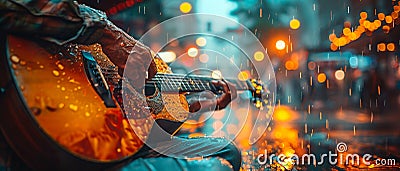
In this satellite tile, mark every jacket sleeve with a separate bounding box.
[0,0,107,45]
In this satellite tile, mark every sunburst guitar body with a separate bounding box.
[0,35,189,170]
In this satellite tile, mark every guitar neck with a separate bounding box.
[146,73,249,93]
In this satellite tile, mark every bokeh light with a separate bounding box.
[187,47,199,57]
[317,73,327,83]
[360,12,368,19]
[237,71,250,81]
[377,43,386,52]
[196,37,207,47]
[275,40,286,50]
[387,43,396,51]
[285,60,298,71]
[199,54,209,63]
[289,18,301,30]
[378,13,385,20]
[335,70,345,80]
[211,70,222,79]
[385,16,393,23]
[253,51,265,61]
[349,56,358,68]
[179,2,192,13]
[308,61,316,70]
[343,28,351,36]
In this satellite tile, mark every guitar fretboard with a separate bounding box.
[146,74,249,93]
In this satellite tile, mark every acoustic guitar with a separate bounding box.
[0,35,266,170]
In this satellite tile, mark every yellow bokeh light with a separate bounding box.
[237,71,249,81]
[253,51,265,61]
[349,32,357,41]
[335,70,345,80]
[289,18,301,30]
[196,37,207,47]
[274,107,291,121]
[211,70,222,79]
[187,47,198,57]
[275,40,286,50]
[179,2,192,14]
[343,28,351,36]
[338,37,347,46]
[387,43,396,51]
[317,73,327,83]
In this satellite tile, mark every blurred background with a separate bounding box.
[80,0,400,170]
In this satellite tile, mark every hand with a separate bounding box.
[98,21,157,90]
[188,80,237,113]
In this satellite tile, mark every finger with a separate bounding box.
[147,59,157,79]
[226,81,237,100]
[211,80,230,94]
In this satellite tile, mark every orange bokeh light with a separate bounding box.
[317,73,327,83]
[385,16,393,23]
[360,12,368,19]
[377,43,386,52]
[378,13,385,21]
[387,43,396,51]
[382,25,391,33]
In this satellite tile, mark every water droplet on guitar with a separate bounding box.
[85,112,90,117]
[52,70,60,77]
[58,103,65,109]
[61,87,66,91]
[39,65,44,69]
[69,104,78,112]
[65,96,69,99]
[20,85,25,91]
[57,64,64,70]
[20,60,26,66]
[10,55,20,64]
[120,42,125,47]
[30,107,41,116]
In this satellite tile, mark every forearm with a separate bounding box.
[0,0,107,45]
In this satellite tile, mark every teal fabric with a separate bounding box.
[116,157,233,171]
